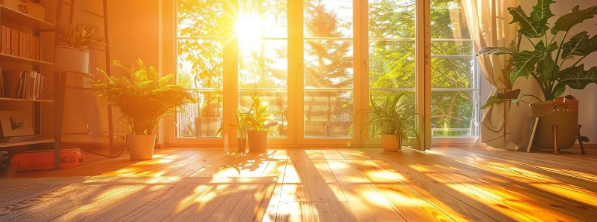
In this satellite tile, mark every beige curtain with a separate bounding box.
[462,0,518,149]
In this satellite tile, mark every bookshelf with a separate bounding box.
[0,1,55,149]
[0,5,55,30]
[0,52,53,66]
[0,139,54,148]
[0,97,53,103]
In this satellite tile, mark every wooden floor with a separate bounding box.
[2,146,597,221]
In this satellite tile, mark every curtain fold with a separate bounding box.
[461,0,518,149]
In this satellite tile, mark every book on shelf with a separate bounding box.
[0,27,41,60]
[10,28,18,56]
[0,135,46,143]
[2,70,45,100]
[0,67,4,97]
[1,26,5,54]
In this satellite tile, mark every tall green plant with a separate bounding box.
[92,59,194,135]
[480,1,597,107]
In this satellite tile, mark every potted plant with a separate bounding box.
[55,21,105,74]
[217,95,276,153]
[245,96,277,153]
[216,109,252,153]
[479,1,597,151]
[92,59,193,160]
[194,69,223,138]
[359,93,416,152]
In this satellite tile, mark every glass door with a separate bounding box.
[300,0,357,143]
[429,0,480,145]
[170,0,479,149]
[366,0,418,145]
[175,0,225,144]
[237,0,291,143]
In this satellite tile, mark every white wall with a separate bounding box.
[510,0,597,145]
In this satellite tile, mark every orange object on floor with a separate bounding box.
[10,149,85,171]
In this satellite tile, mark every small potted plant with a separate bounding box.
[217,109,252,153]
[479,1,597,151]
[359,93,416,152]
[217,95,276,153]
[92,59,193,160]
[246,96,277,153]
[55,21,105,74]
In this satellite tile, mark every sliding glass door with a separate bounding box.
[237,0,290,140]
[302,0,355,140]
[171,0,480,148]
[430,0,480,144]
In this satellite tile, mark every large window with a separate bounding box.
[430,0,480,137]
[304,0,354,138]
[368,0,416,139]
[173,0,480,146]
[237,0,289,138]
[176,0,224,138]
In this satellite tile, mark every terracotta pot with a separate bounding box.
[55,46,90,73]
[127,134,156,160]
[530,99,578,151]
[381,134,401,152]
[238,138,247,153]
[195,117,222,137]
[248,130,268,153]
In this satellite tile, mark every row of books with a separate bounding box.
[0,67,3,97]
[1,26,41,60]
[0,68,45,100]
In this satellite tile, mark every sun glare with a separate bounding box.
[236,13,263,50]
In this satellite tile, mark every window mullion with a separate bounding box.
[289,0,304,144]
[223,0,239,142]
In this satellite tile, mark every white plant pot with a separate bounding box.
[381,134,401,152]
[248,130,268,153]
[195,117,222,137]
[55,46,90,73]
[127,134,156,160]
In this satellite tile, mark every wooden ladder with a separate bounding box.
[53,0,114,169]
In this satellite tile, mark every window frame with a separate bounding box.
[164,0,481,149]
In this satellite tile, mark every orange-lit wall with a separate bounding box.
[41,0,162,146]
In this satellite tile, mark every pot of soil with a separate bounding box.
[530,97,578,151]
[55,46,90,73]
[248,130,268,153]
[127,134,157,160]
[381,134,401,152]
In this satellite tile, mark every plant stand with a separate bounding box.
[530,98,578,152]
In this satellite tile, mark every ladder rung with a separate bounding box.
[80,9,105,19]
[89,47,107,52]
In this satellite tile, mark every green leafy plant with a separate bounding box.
[92,59,194,135]
[57,21,106,50]
[217,95,277,138]
[358,93,417,143]
[479,1,597,108]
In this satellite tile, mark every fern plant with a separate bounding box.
[479,1,597,108]
[92,59,194,135]
[57,21,105,50]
